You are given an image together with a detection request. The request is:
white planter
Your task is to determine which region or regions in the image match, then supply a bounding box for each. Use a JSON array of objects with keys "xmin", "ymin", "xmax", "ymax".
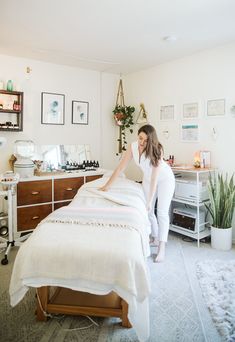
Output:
[{"xmin": 211, "ymin": 226, "xmax": 233, "ymax": 251}]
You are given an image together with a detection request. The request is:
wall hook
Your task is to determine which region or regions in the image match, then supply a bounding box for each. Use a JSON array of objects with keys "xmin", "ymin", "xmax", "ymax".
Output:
[
  {"xmin": 212, "ymin": 127, "xmax": 218, "ymax": 141},
  {"xmin": 163, "ymin": 128, "xmax": 169, "ymax": 139}
]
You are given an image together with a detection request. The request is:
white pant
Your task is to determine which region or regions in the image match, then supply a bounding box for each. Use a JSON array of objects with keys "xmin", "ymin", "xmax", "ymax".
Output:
[{"xmin": 146, "ymin": 165, "xmax": 175, "ymax": 242}]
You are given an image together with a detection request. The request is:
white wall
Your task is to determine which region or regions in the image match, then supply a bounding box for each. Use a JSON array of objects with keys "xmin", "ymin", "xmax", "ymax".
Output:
[
  {"xmin": 0, "ymin": 54, "xmax": 119, "ymax": 174},
  {"xmin": 124, "ymin": 42, "xmax": 235, "ymax": 237},
  {"xmin": 0, "ymin": 54, "xmax": 120, "ymax": 212},
  {"xmin": 100, "ymin": 73, "xmax": 141, "ymax": 177},
  {"xmin": 100, "ymin": 72, "xmax": 121, "ymax": 169},
  {"xmin": 124, "ymin": 43, "xmax": 235, "ymax": 176}
]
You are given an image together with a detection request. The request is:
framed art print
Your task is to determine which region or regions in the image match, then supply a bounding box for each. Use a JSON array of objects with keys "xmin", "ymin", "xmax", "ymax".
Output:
[
  {"xmin": 72, "ymin": 101, "xmax": 89, "ymax": 125},
  {"xmin": 41, "ymin": 92, "xmax": 65, "ymax": 125},
  {"xmin": 207, "ymin": 99, "xmax": 225, "ymax": 117},
  {"xmin": 181, "ymin": 123, "xmax": 199, "ymax": 142},
  {"xmin": 183, "ymin": 102, "xmax": 199, "ymax": 119},
  {"xmin": 160, "ymin": 105, "xmax": 174, "ymax": 121}
]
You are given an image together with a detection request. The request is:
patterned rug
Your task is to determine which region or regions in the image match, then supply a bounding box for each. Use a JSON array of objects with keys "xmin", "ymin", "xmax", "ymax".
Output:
[
  {"xmin": 196, "ymin": 259, "xmax": 235, "ymax": 341},
  {"xmin": 97, "ymin": 240, "xmax": 207, "ymax": 342},
  {"xmin": 0, "ymin": 238, "xmax": 221, "ymax": 342}
]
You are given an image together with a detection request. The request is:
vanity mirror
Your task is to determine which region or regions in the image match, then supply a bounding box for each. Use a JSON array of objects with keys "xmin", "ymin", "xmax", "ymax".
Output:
[{"xmin": 33, "ymin": 145, "xmax": 91, "ymax": 172}]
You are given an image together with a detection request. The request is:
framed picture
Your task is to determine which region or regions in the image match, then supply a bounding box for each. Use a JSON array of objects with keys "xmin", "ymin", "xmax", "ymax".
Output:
[
  {"xmin": 183, "ymin": 102, "xmax": 199, "ymax": 119},
  {"xmin": 181, "ymin": 123, "xmax": 199, "ymax": 142},
  {"xmin": 160, "ymin": 105, "xmax": 174, "ymax": 120},
  {"xmin": 207, "ymin": 99, "xmax": 225, "ymax": 116},
  {"xmin": 72, "ymin": 100, "xmax": 89, "ymax": 125},
  {"xmin": 41, "ymin": 92, "xmax": 65, "ymax": 125}
]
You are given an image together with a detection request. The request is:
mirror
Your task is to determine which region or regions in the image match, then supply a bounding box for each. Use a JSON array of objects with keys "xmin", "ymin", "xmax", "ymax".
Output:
[{"xmin": 33, "ymin": 145, "xmax": 91, "ymax": 171}]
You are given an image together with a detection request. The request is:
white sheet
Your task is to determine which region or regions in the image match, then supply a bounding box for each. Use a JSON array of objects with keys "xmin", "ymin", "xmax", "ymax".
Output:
[{"xmin": 9, "ymin": 176, "xmax": 151, "ymax": 342}]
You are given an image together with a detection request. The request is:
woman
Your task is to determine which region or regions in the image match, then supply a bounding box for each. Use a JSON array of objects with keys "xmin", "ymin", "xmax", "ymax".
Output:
[{"xmin": 99, "ymin": 124, "xmax": 175, "ymax": 262}]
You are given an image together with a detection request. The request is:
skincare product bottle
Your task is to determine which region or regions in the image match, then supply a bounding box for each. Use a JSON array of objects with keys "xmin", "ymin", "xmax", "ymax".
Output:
[{"xmin": 7, "ymin": 80, "xmax": 13, "ymax": 91}]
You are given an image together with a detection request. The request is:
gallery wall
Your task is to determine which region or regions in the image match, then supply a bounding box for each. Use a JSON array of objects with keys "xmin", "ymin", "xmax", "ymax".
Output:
[
  {"xmin": 124, "ymin": 42, "xmax": 235, "ymax": 238},
  {"xmin": 124, "ymin": 43, "xmax": 235, "ymax": 177}
]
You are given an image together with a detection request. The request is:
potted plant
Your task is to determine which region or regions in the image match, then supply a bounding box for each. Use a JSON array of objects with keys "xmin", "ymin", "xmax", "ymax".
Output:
[
  {"xmin": 113, "ymin": 104, "xmax": 135, "ymax": 153},
  {"xmin": 206, "ymin": 172, "xmax": 235, "ymax": 250}
]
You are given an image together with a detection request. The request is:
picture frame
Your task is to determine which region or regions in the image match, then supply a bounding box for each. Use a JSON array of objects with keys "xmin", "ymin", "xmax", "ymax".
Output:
[
  {"xmin": 181, "ymin": 123, "xmax": 199, "ymax": 142},
  {"xmin": 183, "ymin": 102, "xmax": 199, "ymax": 119},
  {"xmin": 160, "ymin": 105, "xmax": 174, "ymax": 121},
  {"xmin": 72, "ymin": 100, "xmax": 89, "ymax": 125},
  {"xmin": 41, "ymin": 92, "xmax": 65, "ymax": 125},
  {"xmin": 207, "ymin": 99, "xmax": 225, "ymax": 117}
]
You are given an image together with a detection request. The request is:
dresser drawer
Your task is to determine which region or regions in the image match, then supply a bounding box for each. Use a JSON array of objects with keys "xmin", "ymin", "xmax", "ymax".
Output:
[
  {"xmin": 17, "ymin": 204, "xmax": 52, "ymax": 231},
  {"xmin": 54, "ymin": 177, "xmax": 84, "ymax": 201},
  {"xmin": 54, "ymin": 201, "xmax": 71, "ymax": 210},
  {"xmin": 17, "ymin": 180, "xmax": 52, "ymax": 206},
  {"xmin": 85, "ymin": 174, "xmax": 103, "ymax": 183}
]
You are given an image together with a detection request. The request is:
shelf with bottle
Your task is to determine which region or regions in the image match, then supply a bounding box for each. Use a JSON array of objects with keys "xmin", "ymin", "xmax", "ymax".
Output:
[
  {"xmin": 0, "ymin": 90, "xmax": 23, "ymax": 131},
  {"xmin": 0, "ymin": 108, "xmax": 21, "ymax": 114}
]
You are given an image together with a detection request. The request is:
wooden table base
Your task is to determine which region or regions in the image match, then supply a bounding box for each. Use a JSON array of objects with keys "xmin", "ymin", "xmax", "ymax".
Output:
[{"xmin": 36, "ymin": 286, "xmax": 132, "ymax": 328}]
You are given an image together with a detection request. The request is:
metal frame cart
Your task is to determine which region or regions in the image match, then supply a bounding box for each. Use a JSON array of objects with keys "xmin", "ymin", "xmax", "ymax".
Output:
[{"xmin": 0, "ymin": 174, "xmax": 31, "ymax": 265}]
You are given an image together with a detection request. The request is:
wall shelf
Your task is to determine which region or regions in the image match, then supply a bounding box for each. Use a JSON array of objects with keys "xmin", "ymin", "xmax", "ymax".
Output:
[{"xmin": 0, "ymin": 90, "xmax": 24, "ymax": 131}]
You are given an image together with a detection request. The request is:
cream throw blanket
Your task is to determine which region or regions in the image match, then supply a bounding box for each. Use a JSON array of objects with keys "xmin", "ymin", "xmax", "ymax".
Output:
[{"xmin": 10, "ymin": 176, "xmax": 151, "ymax": 341}]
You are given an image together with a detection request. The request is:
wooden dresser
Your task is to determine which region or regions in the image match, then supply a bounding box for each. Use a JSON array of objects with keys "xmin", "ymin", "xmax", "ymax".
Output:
[{"xmin": 16, "ymin": 171, "xmax": 105, "ymax": 232}]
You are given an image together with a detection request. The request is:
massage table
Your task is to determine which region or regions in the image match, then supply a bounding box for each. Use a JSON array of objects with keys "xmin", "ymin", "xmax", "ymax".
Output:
[{"xmin": 9, "ymin": 176, "xmax": 151, "ymax": 341}]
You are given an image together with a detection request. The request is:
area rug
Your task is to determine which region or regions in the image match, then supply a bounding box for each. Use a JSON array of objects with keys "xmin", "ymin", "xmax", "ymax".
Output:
[{"xmin": 196, "ymin": 259, "xmax": 235, "ymax": 341}]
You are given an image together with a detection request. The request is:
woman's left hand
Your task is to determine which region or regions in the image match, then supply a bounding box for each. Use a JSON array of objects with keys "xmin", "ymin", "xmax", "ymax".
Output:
[{"xmin": 99, "ymin": 185, "xmax": 109, "ymax": 191}]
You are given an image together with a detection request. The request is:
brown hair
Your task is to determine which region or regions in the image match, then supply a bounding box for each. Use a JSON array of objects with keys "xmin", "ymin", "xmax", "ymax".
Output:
[{"xmin": 138, "ymin": 124, "xmax": 163, "ymax": 167}]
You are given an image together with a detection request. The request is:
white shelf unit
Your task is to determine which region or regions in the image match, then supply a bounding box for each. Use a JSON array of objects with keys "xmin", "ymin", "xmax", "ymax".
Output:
[{"xmin": 170, "ymin": 167, "xmax": 213, "ymax": 247}]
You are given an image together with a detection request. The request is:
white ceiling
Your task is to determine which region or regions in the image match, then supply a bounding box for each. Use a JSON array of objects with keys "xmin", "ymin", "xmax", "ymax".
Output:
[{"xmin": 1, "ymin": 0, "xmax": 235, "ymax": 74}]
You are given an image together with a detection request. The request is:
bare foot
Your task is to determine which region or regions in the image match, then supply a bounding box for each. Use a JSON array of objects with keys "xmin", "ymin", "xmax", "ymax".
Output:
[
  {"xmin": 149, "ymin": 236, "xmax": 159, "ymax": 246},
  {"xmin": 154, "ymin": 241, "xmax": 165, "ymax": 263}
]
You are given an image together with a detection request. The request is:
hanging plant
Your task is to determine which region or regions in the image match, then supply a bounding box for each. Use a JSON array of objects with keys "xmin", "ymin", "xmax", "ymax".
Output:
[
  {"xmin": 113, "ymin": 79, "xmax": 135, "ymax": 154},
  {"xmin": 113, "ymin": 105, "xmax": 135, "ymax": 153}
]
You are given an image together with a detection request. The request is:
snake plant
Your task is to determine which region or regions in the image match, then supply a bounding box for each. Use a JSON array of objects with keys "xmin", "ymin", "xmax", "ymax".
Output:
[{"xmin": 206, "ymin": 173, "xmax": 235, "ymax": 228}]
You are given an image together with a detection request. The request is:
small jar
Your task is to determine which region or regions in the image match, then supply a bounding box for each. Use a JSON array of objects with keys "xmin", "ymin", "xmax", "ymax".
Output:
[
  {"xmin": 13, "ymin": 101, "xmax": 18, "ymax": 110},
  {"xmin": 7, "ymin": 80, "xmax": 13, "ymax": 91}
]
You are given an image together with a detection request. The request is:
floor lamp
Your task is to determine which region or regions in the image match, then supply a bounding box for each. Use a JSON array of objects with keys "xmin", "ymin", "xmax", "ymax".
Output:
[{"xmin": 0, "ymin": 139, "xmax": 31, "ymax": 265}]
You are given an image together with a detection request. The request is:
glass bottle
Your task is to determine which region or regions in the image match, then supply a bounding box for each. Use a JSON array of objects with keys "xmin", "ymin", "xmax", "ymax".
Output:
[{"xmin": 7, "ymin": 80, "xmax": 13, "ymax": 91}]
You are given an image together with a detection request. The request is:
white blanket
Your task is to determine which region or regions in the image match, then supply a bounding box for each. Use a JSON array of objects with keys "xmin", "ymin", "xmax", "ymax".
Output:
[{"xmin": 9, "ymin": 176, "xmax": 151, "ymax": 341}]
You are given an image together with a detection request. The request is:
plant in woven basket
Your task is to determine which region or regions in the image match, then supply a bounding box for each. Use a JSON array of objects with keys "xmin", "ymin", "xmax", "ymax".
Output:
[
  {"xmin": 206, "ymin": 172, "xmax": 235, "ymax": 228},
  {"xmin": 113, "ymin": 105, "xmax": 135, "ymax": 153}
]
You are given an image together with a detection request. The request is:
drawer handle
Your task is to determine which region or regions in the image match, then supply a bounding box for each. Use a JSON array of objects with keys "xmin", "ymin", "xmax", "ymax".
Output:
[
  {"xmin": 66, "ymin": 188, "xmax": 73, "ymax": 191},
  {"xmin": 32, "ymin": 216, "xmax": 40, "ymax": 220},
  {"xmin": 31, "ymin": 191, "xmax": 40, "ymax": 195}
]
